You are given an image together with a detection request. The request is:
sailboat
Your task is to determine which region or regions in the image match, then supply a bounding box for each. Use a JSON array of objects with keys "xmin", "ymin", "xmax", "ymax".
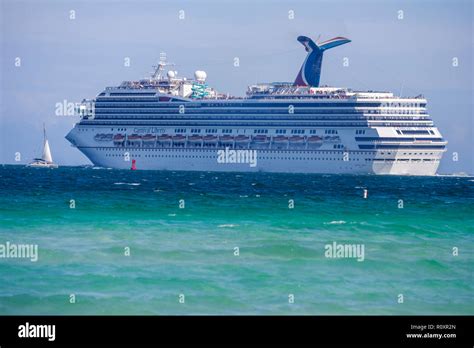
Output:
[{"xmin": 28, "ymin": 124, "xmax": 59, "ymax": 168}]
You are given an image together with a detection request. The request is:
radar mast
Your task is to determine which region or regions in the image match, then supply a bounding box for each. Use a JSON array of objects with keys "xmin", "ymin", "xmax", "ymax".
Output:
[{"xmin": 150, "ymin": 52, "xmax": 175, "ymax": 81}]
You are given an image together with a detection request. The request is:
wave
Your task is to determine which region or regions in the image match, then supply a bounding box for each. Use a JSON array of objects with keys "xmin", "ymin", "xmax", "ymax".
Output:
[
  {"xmin": 113, "ymin": 182, "xmax": 141, "ymax": 186},
  {"xmin": 436, "ymin": 173, "xmax": 473, "ymax": 178},
  {"xmin": 325, "ymin": 220, "xmax": 347, "ymax": 225}
]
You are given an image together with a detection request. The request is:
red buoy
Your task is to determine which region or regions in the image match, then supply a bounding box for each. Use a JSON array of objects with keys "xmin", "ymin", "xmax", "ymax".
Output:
[{"xmin": 131, "ymin": 159, "xmax": 137, "ymax": 170}]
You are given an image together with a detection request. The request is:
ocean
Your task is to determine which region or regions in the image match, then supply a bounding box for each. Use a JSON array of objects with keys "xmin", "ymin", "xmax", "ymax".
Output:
[{"xmin": 0, "ymin": 165, "xmax": 472, "ymax": 315}]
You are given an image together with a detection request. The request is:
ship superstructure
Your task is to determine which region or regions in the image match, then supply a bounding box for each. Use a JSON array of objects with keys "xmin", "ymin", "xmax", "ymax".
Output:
[{"xmin": 66, "ymin": 36, "xmax": 446, "ymax": 175}]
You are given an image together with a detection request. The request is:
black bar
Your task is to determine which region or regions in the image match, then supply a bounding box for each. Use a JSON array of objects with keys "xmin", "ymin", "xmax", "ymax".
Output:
[{"xmin": 0, "ymin": 315, "xmax": 472, "ymax": 346}]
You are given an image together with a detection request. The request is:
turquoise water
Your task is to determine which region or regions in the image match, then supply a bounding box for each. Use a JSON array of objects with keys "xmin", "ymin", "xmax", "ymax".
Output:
[{"xmin": 0, "ymin": 165, "xmax": 473, "ymax": 315}]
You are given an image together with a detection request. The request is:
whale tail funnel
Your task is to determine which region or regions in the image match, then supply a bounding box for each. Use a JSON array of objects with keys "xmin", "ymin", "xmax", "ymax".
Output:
[{"xmin": 294, "ymin": 36, "xmax": 351, "ymax": 87}]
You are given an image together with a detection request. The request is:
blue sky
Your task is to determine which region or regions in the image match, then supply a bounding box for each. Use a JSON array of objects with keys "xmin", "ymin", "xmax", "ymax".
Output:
[{"xmin": 1, "ymin": 0, "xmax": 472, "ymax": 173}]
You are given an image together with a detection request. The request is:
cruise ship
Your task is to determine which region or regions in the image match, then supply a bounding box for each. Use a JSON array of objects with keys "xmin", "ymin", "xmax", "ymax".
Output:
[{"xmin": 66, "ymin": 35, "xmax": 447, "ymax": 175}]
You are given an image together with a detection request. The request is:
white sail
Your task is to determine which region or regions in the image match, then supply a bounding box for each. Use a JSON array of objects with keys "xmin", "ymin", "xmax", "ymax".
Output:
[
  {"xmin": 27, "ymin": 124, "xmax": 58, "ymax": 168},
  {"xmin": 42, "ymin": 139, "xmax": 53, "ymax": 163}
]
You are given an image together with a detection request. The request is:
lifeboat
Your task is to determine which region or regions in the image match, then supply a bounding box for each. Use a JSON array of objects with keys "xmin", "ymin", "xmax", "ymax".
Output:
[
  {"xmin": 289, "ymin": 136, "xmax": 305, "ymax": 143},
  {"xmin": 219, "ymin": 135, "xmax": 234, "ymax": 143},
  {"xmin": 273, "ymin": 136, "xmax": 289, "ymax": 143},
  {"xmin": 234, "ymin": 135, "xmax": 250, "ymax": 143},
  {"xmin": 127, "ymin": 134, "xmax": 142, "ymax": 141},
  {"xmin": 172, "ymin": 135, "xmax": 186, "ymax": 142},
  {"xmin": 253, "ymin": 135, "xmax": 270, "ymax": 143},
  {"xmin": 188, "ymin": 135, "xmax": 203, "ymax": 142},
  {"xmin": 113, "ymin": 134, "xmax": 125, "ymax": 144},
  {"xmin": 203, "ymin": 135, "xmax": 218, "ymax": 142},
  {"xmin": 323, "ymin": 136, "xmax": 340, "ymax": 143},
  {"xmin": 157, "ymin": 134, "xmax": 172, "ymax": 142},
  {"xmin": 95, "ymin": 133, "xmax": 113, "ymax": 141},
  {"xmin": 142, "ymin": 134, "xmax": 157, "ymax": 142},
  {"xmin": 307, "ymin": 135, "xmax": 323, "ymax": 143}
]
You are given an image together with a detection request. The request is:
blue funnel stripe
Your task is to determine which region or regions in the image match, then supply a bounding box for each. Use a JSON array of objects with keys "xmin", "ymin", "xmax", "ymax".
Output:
[{"xmin": 294, "ymin": 36, "xmax": 351, "ymax": 87}]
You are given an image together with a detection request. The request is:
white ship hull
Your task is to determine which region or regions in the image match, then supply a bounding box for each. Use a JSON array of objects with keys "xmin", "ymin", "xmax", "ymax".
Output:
[
  {"xmin": 66, "ymin": 35, "xmax": 447, "ymax": 176},
  {"xmin": 77, "ymin": 146, "xmax": 441, "ymax": 175}
]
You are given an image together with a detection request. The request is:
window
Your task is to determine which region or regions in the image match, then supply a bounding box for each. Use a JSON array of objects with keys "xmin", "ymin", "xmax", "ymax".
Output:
[
  {"xmin": 191, "ymin": 129, "xmax": 201, "ymax": 133},
  {"xmin": 222, "ymin": 129, "xmax": 233, "ymax": 134},
  {"xmin": 175, "ymin": 128, "xmax": 186, "ymax": 133},
  {"xmin": 276, "ymin": 129, "xmax": 287, "ymax": 134},
  {"xmin": 205, "ymin": 129, "xmax": 218, "ymax": 133},
  {"xmin": 309, "ymin": 130, "xmax": 318, "ymax": 134},
  {"xmin": 401, "ymin": 130, "xmax": 430, "ymax": 135},
  {"xmin": 291, "ymin": 129, "xmax": 305, "ymax": 134},
  {"xmin": 254, "ymin": 129, "xmax": 268, "ymax": 134},
  {"xmin": 356, "ymin": 130, "xmax": 366, "ymax": 135},
  {"xmin": 325, "ymin": 129, "xmax": 338, "ymax": 134}
]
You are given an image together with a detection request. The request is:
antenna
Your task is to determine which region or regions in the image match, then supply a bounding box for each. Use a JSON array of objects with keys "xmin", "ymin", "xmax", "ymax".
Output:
[
  {"xmin": 150, "ymin": 52, "xmax": 175, "ymax": 81},
  {"xmin": 159, "ymin": 51, "xmax": 166, "ymax": 62}
]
